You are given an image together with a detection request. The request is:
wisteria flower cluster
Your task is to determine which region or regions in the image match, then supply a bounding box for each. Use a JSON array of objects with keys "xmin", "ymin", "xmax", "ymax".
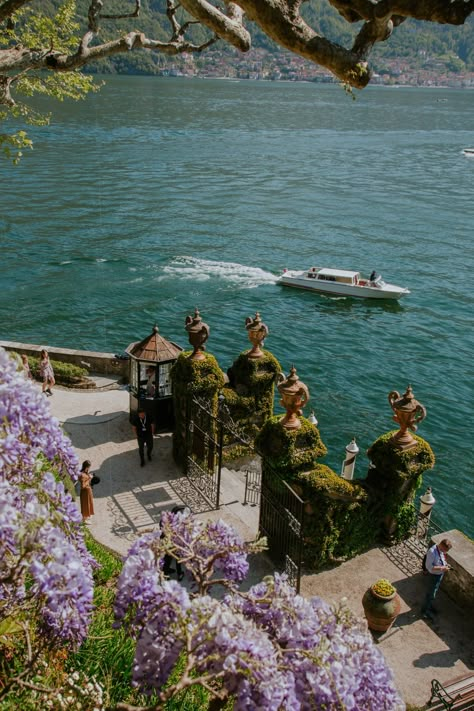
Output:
[
  {"xmin": 0, "ymin": 347, "xmax": 94, "ymax": 646},
  {"xmin": 115, "ymin": 510, "xmax": 405, "ymax": 710}
]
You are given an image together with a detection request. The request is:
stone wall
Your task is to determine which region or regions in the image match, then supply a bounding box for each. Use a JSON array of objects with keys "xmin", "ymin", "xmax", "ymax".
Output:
[
  {"xmin": 0, "ymin": 339, "xmax": 129, "ymax": 380},
  {"xmin": 433, "ymin": 529, "xmax": 474, "ymax": 611}
]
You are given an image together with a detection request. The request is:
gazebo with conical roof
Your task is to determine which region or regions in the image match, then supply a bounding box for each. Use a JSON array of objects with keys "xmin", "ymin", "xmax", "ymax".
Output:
[{"xmin": 126, "ymin": 324, "xmax": 183, "ymax": 431}]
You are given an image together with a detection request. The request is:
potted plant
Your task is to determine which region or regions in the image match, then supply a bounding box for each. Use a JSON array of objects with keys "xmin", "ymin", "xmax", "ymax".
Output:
[{"xmin": 362, "ymin": 578, "xmax": 401, "ymax": 633}]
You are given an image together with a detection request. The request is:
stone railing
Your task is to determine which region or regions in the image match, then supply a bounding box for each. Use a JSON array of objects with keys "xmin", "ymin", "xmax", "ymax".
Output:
[
  {"xmin": 0, "ymin": 339, "xmax": 129, "ymax": 380},
  {"xmin": 432, "ymin": 529, "xmax": 474, "ymax": 611}
]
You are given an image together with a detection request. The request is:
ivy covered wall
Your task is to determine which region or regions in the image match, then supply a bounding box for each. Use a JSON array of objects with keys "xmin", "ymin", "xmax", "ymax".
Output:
[
  {"xmin": 256, "ymin": 415, "xmax": 435, "ymax": 570},
  {"xmin": 222, "ymin": 350, "xmax": 281, "ymax": 459},
  {"xmin": 170, "ymin": 351, "xmax": 225, "ymax": 467},
  {"xmin": 366, "ymin": 431, "xmax": 435, "ymax": 543}
]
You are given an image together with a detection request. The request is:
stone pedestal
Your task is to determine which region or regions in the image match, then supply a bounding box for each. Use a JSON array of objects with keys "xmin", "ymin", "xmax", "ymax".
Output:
[{"xmin": 171, "ymin": 352, "xmax": 224, "ymax": 466}]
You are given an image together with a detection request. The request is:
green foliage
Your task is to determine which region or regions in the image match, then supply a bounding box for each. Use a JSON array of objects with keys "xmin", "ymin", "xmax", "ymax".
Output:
[
  {"xmin": 222, "ymin": 442, "xmax": 253, "ymax": 465},
  {"xmin": 6, "ymin": 0, "xmax": 81, "ymax": 52},
  {"xmin": 257, "ymin": 420, "xmax": 435, "ymax": 569},
  {"xmin": 0, "ymin": 130, "xmax": 33, "ymax": 165},
  {"xmin": 367, "ymin": 431, "xmax": 435, "ymax": 487},
  {"xmin": 171, "ymin": 351, "xmax": 225, "ymax": 397},
  {"xmin": 256, "ymin": 416, "xmax": 327, "ymax": 476},
  {"xmin": 297, "ymin": 433, "xmax": 434, "ymax": 566},
  {"xmin": 292, "ymin": 464, "xmax": 371, "ymax": 568},
  {"xmin": 223, "ymin": 349, "xmax": 281, "ymax": 447},
  {"xmin": 1, "ymin": 1, "xmax": 99, "ymax": 161},
  {"xmin": 298, "ymin": 464, "xmax": 364, "ymax": 500},
  {"xmin": 171, "ymin": 351, "xmax": 225, "ymax": 465},
  {"xmin": 390, "ymin": 501, "xmax": 418, "ymax": 543}
]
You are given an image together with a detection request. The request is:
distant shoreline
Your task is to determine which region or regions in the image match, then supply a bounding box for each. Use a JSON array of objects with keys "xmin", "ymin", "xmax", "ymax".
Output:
[{"xmin": 86, "ymin": 72, "xmax": 474, "ymax": 90}]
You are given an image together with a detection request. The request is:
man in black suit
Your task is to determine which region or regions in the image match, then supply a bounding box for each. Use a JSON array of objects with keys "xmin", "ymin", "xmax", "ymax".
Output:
[{"xmin": 132, "ymin": 406, "xmax": 155, "ymax": 467}]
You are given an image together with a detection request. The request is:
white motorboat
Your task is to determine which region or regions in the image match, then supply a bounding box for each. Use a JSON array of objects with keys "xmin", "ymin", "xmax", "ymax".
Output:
[
  {"xmin": 279, "ymin": 267, "xmax": 410, "ymax": 300},
  {"xmin": 462, "ymin": 148, "xmax": 474, "ymax": 157}
]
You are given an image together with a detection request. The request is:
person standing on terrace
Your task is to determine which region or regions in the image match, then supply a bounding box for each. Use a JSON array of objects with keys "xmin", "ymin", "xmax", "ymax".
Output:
[
  {"xmin": 132, "ymin": 406, "xmax": 155, "ymax": 467},
  {"xmin": 422, "ymin": 538, "xmax": 453, "ymax": 621},
  {"xmin": 79, "ymin": 460, "xmax": 95, "ymax": 522},
  {"xmin": 39, "ymin": 349, "xmax": 55, "ymax": 396}
]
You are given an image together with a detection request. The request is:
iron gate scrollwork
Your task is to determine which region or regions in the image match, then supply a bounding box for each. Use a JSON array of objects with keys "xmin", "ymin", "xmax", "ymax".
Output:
[
  {"xmin": 259, "ymin": 477, "xmax": 305, "ymax": 593},
  {"xmin": 185, "ymin": 396, "xmax": 223, "ymax": 510},
  {"xmin": 185, "ymin": 394, "xmax": 306, "ymax": 591}
]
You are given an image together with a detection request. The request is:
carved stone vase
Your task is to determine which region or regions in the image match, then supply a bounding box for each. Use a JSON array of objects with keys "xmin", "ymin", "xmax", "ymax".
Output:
[
  {"xmin": 185, "ymin": 308, "xmax": 210, "ymax": 361},
  {"xmin": 362, "ymin": 586, "xmax": 401, "ymax": 633},
  {"xmin": 277, "ymin": 366, "xmax": 309, "ymax": 430},
  {"xmin": 245, "ymin": 312, "xmax": 269, "ymax": 359}
]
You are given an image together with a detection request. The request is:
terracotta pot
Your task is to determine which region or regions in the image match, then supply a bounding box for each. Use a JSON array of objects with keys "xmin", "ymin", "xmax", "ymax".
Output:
[{"xmin": 362, "ymin": 586, "xmax": 401, "ymax": 633}]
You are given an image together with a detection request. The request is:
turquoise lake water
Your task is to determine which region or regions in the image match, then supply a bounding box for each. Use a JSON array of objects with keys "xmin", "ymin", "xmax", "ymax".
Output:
[{"xmin": 0, "ymin": 77, "xmax": 473, "ymax": 536}]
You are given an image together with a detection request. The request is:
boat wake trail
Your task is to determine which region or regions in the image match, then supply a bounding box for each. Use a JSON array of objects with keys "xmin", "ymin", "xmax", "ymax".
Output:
[{"xmin": 160, "ymin": 256, "xmax": 278, "ymax": 289}]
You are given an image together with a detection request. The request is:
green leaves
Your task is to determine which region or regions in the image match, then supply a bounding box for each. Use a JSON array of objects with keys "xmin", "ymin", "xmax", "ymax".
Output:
[
  {"xmin": 0, "ymin": 1, "xmax": 101, "ymax": 163},
  {"xmin": 6, "ymin": 0, "xmax": 81, "ymax": 54},
  {"xmin": 0, "ymin": 129, "xmax": 33, "ymax": 165}
]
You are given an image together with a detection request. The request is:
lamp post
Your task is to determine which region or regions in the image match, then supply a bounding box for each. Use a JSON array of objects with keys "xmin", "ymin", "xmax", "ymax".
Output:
[
  {"xmin": 341, "ymin": 438, "xmax": 359, "ymax": 480},
  {"xmin": 417, "ymin": 486, "xmax": 436, "ymax": 538},
  {"xmin": 308, "ymin": 410, "xmax": 318, "ymax": 426}
]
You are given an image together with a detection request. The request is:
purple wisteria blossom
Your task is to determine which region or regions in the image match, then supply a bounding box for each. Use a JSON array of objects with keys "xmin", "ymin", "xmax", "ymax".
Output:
[
  {"xmin": 226, "ymin": 575, "xmax": 403, "ymax": 710},
  {"xmin": 159, "ymin": 511, "xmax": 251, "ymax": 585},
  {"xmin": 0, "ymin": 349, "xmax": 79, "ymax": 480},
  {"xmin": 0, "ymin": 348, "xmax": 94, "ymax": 645},
  {"xmin": 115, "ymin": 510, "xmax": 405, "ymax": 710}
]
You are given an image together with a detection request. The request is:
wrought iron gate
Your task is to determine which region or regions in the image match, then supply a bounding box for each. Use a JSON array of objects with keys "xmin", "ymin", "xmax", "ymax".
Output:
[
  {"xmin": 383, "ymin": 505, "xmax": 446, "ymax": 576},
  {"xmin": 185, "ymin": 396, "xmax": 224, "ymax": 510},
  {"xmin": 184, "ymin": 394, "xmax": 306, "ymax": 590},
  {"xmin": 259, "ymin": 477, "xmax": 305, "ymax": 593}
]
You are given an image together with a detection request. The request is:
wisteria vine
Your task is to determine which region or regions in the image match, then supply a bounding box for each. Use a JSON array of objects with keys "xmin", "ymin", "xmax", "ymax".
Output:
[
  {"xmin": 114, "ymin": 511, "xmax": 405, "ymax": 710},
  {"xmin": 0, "ymin": 348, "xmax": 95, "ymax": 680}
]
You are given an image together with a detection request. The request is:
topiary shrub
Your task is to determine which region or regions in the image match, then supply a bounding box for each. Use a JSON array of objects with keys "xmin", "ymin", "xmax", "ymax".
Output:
[
  {"xmin": 171, "ymin": 352, "xmax": 225, "ymax": 467},
  {"xmin": 171, "ymin": 351, "xmax": 225, "ymax": 397},
  {"xmin": 366, "ymin": 431, "xmax": 435, "ymax": 542},
  {"xmin": 295, "ymin": 464, "xmax": 371, "ymax": 568},
  {"xmin": 223, "ymin": 350, "xmax": 281, "ymax": 445},
  {"xmin": 255, "ymin": 416, "xmax": 327, "ymax": 478}
]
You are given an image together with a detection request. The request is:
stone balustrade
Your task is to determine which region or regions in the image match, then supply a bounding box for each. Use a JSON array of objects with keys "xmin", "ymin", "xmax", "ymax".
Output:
[{"xmin": 0, "ymin": 339, "xmax": 129, "ymax": 380}]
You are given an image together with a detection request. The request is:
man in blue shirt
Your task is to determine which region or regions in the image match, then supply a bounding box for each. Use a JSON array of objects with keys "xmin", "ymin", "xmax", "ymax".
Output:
[{"xmin": 422, "ymin": 538, "xmax": 453, "ymax": 621}]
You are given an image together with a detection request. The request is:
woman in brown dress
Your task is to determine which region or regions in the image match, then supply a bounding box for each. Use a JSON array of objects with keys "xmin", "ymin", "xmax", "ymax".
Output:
[{"xmin": 79, "ymin": 460, "xmax": 94, "ymax": 520}]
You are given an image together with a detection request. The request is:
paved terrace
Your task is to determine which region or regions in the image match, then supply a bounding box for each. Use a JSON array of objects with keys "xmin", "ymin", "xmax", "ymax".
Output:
[{"xmin": 48, "ymin": 378, "xmax": 474, "ymax": 709}]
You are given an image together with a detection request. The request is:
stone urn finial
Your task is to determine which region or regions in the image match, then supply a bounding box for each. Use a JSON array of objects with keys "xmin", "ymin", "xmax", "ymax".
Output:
[
  {"xmin": 245, "ymin": 312, "xmax": 269, "ymax": 359},
  {"xmin": 185, "ymin": 308, "xmax": 210, "ymax": 361},
  {"xmin": 277, "ymin": 365, "xmax": 309, "ymax": 429},
  {"xmin": 388, "ymin": 385, "xmax": 426, "ymax": 450}
]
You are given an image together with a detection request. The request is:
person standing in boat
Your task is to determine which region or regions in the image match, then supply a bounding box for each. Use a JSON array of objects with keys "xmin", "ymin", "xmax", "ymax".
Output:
[{"xmin": 370, "ymin": 270, "xmax": 377, "ymax": 283}]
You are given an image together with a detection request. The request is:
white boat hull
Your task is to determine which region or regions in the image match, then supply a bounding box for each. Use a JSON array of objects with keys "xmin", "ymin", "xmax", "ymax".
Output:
[{"xmin": 279, "ymin": 272, "xmax": 409, "ymax": 300}]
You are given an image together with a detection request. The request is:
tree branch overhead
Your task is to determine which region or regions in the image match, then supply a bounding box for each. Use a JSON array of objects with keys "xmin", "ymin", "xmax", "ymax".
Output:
[{"xmin": 0, "ymin": 0, "xmax": 473, "ymax": 160}]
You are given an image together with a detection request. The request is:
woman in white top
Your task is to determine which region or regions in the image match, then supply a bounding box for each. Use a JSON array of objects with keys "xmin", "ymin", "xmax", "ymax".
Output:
[{"xmin": 39, "ymin": 349, "xmax": 55, "ymax": 396}]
